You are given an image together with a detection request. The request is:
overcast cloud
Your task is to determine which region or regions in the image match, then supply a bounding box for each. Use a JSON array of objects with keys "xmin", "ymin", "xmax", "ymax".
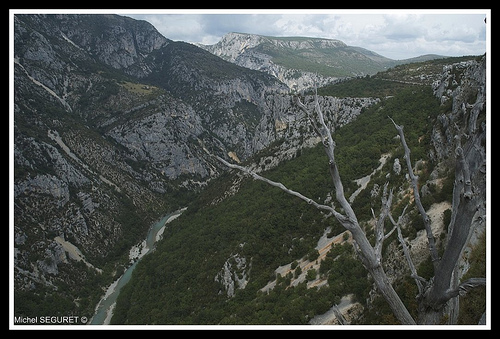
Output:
[{"xmin": 125, "ymin": 10, "xmax": 488, "ymax": 60}]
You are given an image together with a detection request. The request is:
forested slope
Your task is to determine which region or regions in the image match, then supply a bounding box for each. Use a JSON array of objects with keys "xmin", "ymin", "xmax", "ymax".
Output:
[{"xmin": 112, "ymin": 77, "xmax": 465, "ymax": 324}]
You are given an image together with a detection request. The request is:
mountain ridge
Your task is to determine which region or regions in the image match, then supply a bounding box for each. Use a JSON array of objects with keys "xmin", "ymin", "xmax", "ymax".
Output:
[
  {"xmin": 12, "ymin": 14, "xmax": 485, "ymax": 325},
  {"xmin": 199, "ymin": 32, "xmax": 448, "ymax": 91},
  {"xmin": 12, "ymin": 14, "xmax": 375, "ymax": 320}
]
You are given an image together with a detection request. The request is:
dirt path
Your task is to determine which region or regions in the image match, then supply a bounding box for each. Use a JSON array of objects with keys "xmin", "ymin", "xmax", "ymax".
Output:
[
  {"xmin": 260, "ymin": 228, "xmax": 352, "ymax": 292},
  {"xmin": 349, "ymin": 153, "xmax": 390, "ymax": 203}
]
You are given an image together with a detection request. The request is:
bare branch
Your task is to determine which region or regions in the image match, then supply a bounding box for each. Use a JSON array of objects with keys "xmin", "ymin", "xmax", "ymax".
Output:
[
  {"xmin": 214, "ymin": 99, "xmax": 417, "ymax": 325},
  {"xmin": 389, "ymin": 116, "xmax": 440, "ymax": 268},
  {"xmin": 298, "ymin": 95, "xmax": 357, "ymax": 224},
  {"xmin": 388, "ymin": 206, "xmax": 425, "ymax": 295},
  {"xmin": 442, "ymin": 277, "xmax": 486, "ymax": 300},
  {"xmin": 295, "ymin": 96, "xmax": 322, "ymax": 137},
  {"xmin": 374, "ymin": 183, "xmax": 392, "ymax": 259},
  {"xmin": 215, "ymin": 155, "xmax": 348, "ymax": 223},
  {"xmin": 457, "ymin": 278, "xmax": 486, "ymax": 296},
  {"xmin": 383, "ymin": 224, "xmax": 397, "ymax": 241},
  {"xmin": 456, "ymin": 146, "xmax": 473, "ymax": 199}
]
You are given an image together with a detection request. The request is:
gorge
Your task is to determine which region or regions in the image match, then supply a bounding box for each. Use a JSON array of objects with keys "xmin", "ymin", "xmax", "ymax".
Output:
[{"xmin": 12, "ymin": 13, "xmax": 487, "ymax": 326}]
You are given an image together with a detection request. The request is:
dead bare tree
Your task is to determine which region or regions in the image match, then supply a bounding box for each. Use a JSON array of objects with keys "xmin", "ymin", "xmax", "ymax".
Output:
[
  {"xmin": 214, "ymin": 90, "xmax": 486, "ymax": 325},
  {"xmin": 390, "ymin": 116, "xmax": 486, "ymax": 324}
]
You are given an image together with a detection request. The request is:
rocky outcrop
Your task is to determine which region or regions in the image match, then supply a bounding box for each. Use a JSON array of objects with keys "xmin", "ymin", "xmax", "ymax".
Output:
[
  {"xmin": 13, "ymin": 14, "xmax": 380, "ymax": 317},
  {"xmin": 431, "ymin": 57, "xmax": 486, "ymax": 161},
  {"xmin": 215, "ymin": 253, "xmax": 250, "ymax": 297},
  {"xmin": 200, "ymin": 32, "xmax": 397, "ymax": 92},
  {"xmin": 199, "ymin": 33, "xmax": 339, "ymax": 91},
  {"xmin": 430, "ymin": 56, "xmax": 487, "ymax": 261},
  {"xmin": 375, "ymin": 55, "xmax": 486, "ymax": 318},
  {"xmin": 14, "ymin": 14, "xmax": 485, "ymax": 322}
]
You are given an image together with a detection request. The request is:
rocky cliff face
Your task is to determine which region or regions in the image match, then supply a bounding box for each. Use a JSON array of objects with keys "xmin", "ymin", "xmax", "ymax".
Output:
[
  {"xmin": 14, "ymin": 13, "xmax": 484, "ymax": 322},
  {"xmin": 200, "ymin": 32, "xmax": 396, "ymax": 92},
  {"xmin": 13, "ymin": 14, "xmax": 378, "ymax": 317},
  {"xmin": 431, "ymin": 57, "xmax": 486, "ymax": 161},
  {"xmin": 430, "ymin": 56, "xmax": 487, "ymax": 264},
  {"xmin": 375, "ymin": 55, "xmax": 487, "ymax": 321}
]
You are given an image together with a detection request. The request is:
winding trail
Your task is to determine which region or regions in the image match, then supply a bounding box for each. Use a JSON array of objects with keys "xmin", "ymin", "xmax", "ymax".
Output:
[{"xmin": 349, "ymin": 153, "xmax": 390, "ymax": 203}]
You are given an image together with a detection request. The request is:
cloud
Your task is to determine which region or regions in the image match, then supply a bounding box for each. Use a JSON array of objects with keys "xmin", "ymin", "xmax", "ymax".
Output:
[
  {"xmin": 381, "ymin": 14, "xmax": 427, "ymax": 41},
  {"xmin": 425, "ymin": 15, "xmax": 486, "ymax": 43},
  {"xmin": 328, "ymin": 13, "xmax": 487, "ymax": 59},
  {"xmin": 273, "ymin": 14, "xmax": 332, "ymax": 36},
  {"xmin": 199, "ymin": 14, "xmax": 284, "ymax": 38},
  {"xmin": 130, "ymin": 14, "xmax": 205, "ymax": 43},
  {"xmin": 125, "ymin": 10, "xmax": 487, "ymax": 60}
]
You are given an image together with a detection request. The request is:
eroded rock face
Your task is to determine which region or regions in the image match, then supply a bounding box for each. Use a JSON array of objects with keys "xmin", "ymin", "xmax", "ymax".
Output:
[
  {"xmin": 215, "ymin": 253, "xmax": 250, "ymax": 297},
  {"xmin": 14, "ymin": 13, "xmax": 486, "ymax": 321},
  {"xmin": 13, "ymin": 14, "xmax": 378, "ymax": 313},
  {"xmin": 430, "ymin": 55, "xmax": 487, "ymax": 263},
  {"xmin": 381, "ymin": 55, "xmax": 487, "ymax": 305},
  {"xmin": 199, "ymin": 32, "xmax": 395, "ymax": 92},
  {"xmin": 430, "ymin": 58, "xmax": 486, "ymax": 161}
]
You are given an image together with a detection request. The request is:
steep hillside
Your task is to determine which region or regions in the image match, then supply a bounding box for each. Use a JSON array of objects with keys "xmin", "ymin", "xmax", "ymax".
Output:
[
  {"xmin": 200, "ymin": 32, "xmax": 396, "ymax": 91},
  {"xmin": 12, "ymin": 13, "xmax": 485, "ymax": 326},
  {"xmin": 111, "ymin": 55, "xmax": 486, "ymax": 325},
  {"xmin": 12, "ymin": 14, "xmax": 376, "ymax": 321},
  {"xmin": 13, "ymin": 13, "xmax": 287, "ymax": 318},
  {"xmin": 200, "ymin": 32, "xmax": 448, "ymax": 92}
]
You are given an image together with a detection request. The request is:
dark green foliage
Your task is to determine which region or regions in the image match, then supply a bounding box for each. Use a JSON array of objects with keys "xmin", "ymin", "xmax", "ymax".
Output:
[
  {"xmin": 325, "ymin": 245, "xmax": 370, "ymax": 302},
  {"xmin": 112, "ymin": 78, "xmax": 444, "ymax": 325},
  {"xmin": 14, "ymin": 261, "xmax": 108, "ymax": 323},
  {"xmin": 317, "ymin": 76, "xmax": 413, "ymax": 98},
  {"xmin": 334, "ymin": 85, "xmax": 440, "ymax": 197},
  {"xmin": 316, "ymin": 55, "xmax": 479, "ymax": 99},
  {"xmin": 112, "ymin": 168, "xmax": 333, "ymax": 324}
]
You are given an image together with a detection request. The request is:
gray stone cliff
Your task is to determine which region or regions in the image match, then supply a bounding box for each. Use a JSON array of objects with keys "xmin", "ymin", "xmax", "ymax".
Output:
[{"xmin": 13, "ymin": 14, "xmax": 377, "ymax": 314}]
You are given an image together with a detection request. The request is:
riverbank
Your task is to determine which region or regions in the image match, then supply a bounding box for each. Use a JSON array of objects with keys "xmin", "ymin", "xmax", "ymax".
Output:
[
  {"xmin": 89, "ymin": 207, "xmax": 187, "ymax": 325},
  {"xmin": 128, "ymin": 207, "xmax": 187, "ymax": 263}
]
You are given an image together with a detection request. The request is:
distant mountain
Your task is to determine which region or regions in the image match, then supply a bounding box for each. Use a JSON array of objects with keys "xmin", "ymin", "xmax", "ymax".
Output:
[
  {"xmin": 13, "ymin": 14, "xmax": 373, "ymax": 320},
  {"xmin": 111, "ymin": 55, "xmax": 487, "ymax": 325},
  {"xmin": 199, "ymin": 32, "xmax": 448, "ymax": 91},
  {"xmin": 13, "ymin": 13, "xmax": 479, "ymax": 325},
  {"xmin": 400, "ymin": 53, "xmax": 449, "ymax": 63}
]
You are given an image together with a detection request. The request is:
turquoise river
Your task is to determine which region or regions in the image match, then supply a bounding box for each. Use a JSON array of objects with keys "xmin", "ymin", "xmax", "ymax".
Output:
[{"xmin": 89, "ymin": 208, "xmax": 185, "ymax": 325}]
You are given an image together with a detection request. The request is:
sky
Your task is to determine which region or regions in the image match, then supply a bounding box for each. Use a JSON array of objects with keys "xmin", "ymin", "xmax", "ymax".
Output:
[{"xmin": 125, "ymin": 9, "xmax": 488, "ymax": 60}]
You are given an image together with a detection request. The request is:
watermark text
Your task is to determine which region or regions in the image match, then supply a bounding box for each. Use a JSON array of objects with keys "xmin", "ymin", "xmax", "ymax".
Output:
[{"xmin": 14, "ymin": 315, "xmax": 88, "ymax": 324}]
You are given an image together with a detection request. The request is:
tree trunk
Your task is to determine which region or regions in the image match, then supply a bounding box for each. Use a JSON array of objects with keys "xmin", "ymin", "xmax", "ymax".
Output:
[
  {"xmin": 214, "ymin": 88, "xmax": 486, "ymax": 325},
  {"xmin": 349, "ymin": 223, "xmax": 416, "ymax": 325},
  {"xmin": 370, "ymin": 265, "xmax": 416, "ymax": 325},
  {"xmin": 419, "ymin": 125, "xmax": 486, "ymax": 324}
]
